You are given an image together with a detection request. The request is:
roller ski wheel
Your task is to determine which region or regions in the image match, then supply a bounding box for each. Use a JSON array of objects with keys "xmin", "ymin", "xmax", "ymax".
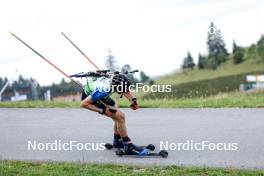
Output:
[
  {"xmin": 104, "ymin": 143, "xmax": 114, "ymax": 150},
  {"xmin": 115, "ymin": 149, "xmax": 125, "ymax": 156},
  {"xmin": 146, "ymin": 144, "xmax": 155, "ymax": 151},
  {"xmin": 159, "ymin": 150, "xmax": 168, "ymax": 158}
]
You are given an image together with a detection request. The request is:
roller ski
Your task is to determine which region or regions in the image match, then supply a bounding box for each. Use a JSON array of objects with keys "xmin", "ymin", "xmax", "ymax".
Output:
[
  {"xmin": 104, "ymin": 138, "xmax": 155, "ymax": 151},
  {"xmin": 115, "ymin": 143, "xmax": 168, "ymax": 158},
  {"xmin": 105, "ymin": 142, "xmax": 156, "ymax": 151}
]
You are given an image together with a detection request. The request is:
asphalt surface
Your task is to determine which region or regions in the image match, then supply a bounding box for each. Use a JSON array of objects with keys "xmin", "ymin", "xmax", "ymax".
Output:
[{"xmin": 0, "ymin": 108, "xmax": 263, "ymax": 169}]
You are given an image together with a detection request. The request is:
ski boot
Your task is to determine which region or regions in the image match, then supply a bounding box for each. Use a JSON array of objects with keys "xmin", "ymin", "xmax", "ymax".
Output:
[
  {"xmin": 113, "ymin": 138, "xmax": 124, "ymax": 148},
  {"xmin": 105, "ymin": 138, "xmax": 124, "ymax": 150},
  {"xmin": 120, "ymin": 143, "xmax": 149, "ymax": 156}
]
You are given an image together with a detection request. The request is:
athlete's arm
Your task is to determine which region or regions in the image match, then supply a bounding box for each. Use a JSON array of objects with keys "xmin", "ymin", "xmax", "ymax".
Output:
[
  {"xmin": 123, "ymin": 91, "xmax": 139, "ymax": 110},
  {"xmin": 81, "ymin": 95, "xmax": 115, "ymax": 116},
  {"xmin": 81, "ymin": 95, "xmax": 101, "ymax": 112}
]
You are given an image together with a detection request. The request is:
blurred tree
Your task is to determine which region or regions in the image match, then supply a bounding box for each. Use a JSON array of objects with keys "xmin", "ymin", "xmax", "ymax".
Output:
[
  {"xmin": 207, "ymin": 57, "xmax": 218, "ymax": 70},
  {"xmin": 257, "ymin": 35, "xmax": 264, "ymax": 60},
  {"xmin": 121, "ymin": 64, "xmax": 137, "ymax": 84},
  {"xmin": 0, "ymin": 76, "xmax": 80, "ymax": 100},
  {"xmin": 207, "ymin": 22, "xmax": 228, "ymax": 69},
  {"xmin": 13, "ymin": 75, "xmax": 31, "ymax": 89},
  {"xmin": 140, "ymin": 71, "xmax": 150, "ymax": 83},
  {"xmin": 232, "ymin": 41, "xmax": 245, "ymax": 64},
  {"xmin": 198, "ymin": 53, "xmax": 207, "ymax": 69},
  {"xmin": 247, "ymin": 44, "xmax": 257, "ymax": 60},
  {"xmin": 182, "ymin": 51, "xmax": 195, "ymax": 69},
  {"xmin": 149, "ymin": 79, "xmax": 155, "ymax": 85},
  {"xmin": 232, "ymin": 40, "xmax": 239, "ymax": 54},
  {"xmin": 0, "ymin": 77, "xmax": 3, "ymax": 88},
  {"xmin": 121, "ymin": 64, "xmax": 132, "ymax": 73},
  {"xmin": 233, "ymin": 48, "xmax": 244, "ymax": 64},
  {"xmin": 4, "ymin": 77, "xmax": 8, "ymax": 83},
  {"xmin": 105, "ymin": 49, "xmax": 118, "ymax": 71},
  {"xmin": 61, "ymin": 78, "xmax": 66, "ymax": 84},
  {"xmin": 35, "ymin": 77, "xmax": 80, "ymax": 99}
]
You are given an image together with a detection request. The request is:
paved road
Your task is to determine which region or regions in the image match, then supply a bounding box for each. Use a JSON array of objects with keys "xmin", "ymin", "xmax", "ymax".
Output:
[{"xmin": 0, "ymin": 108, "xmax": 263, "ymax": 169}]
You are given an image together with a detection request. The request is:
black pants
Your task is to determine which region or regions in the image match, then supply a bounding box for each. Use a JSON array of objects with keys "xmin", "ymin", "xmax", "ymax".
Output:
[{"xmin": 81, "ymin": 91, "xmax": 115, "ymax": 109}]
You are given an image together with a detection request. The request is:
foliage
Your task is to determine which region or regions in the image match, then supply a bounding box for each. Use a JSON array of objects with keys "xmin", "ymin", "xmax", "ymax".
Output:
[
  {"xmin": 139, "ymin": 71, "xmax": 150, "ymax": 83},
  {"xmin": 232, "ymin": 40, "xmax": 245, "ymax": 64},
  {"xmin": 198, "ymin": 53, "xmax": 207, "ymax": 69},
  {"xmin": 257, "ymin": 35, "xmax": 264, "ymax": 60},
  {"xmin": 206, "ymin": 22, "xmax": 228, "ymax": 69},
  {"xmin": 233, "ymin": 48, "xmax": 244, "ymax": 64},
  {"xmin": 182, "ymin": 51, "xmax": 195, "ymax": 69},
  {"xmin": 0, "ymin": 77, "xmax": 5, "ymax": 89},
  {"xmin": 232, "ymin": 40, "xmax": 239, "ymax": 54},
  {"xmin": 1, "ymin": 75, "xmax": 80, "ymax": 100},
  {"xmin": 0, "ymin": 75, "xmax": 39, "ymax": 100},
  {"xmin": 121, "ymin": 64, "xmax": 138, "ymax": 84},
  {"xmin": 246, "ymin": 44, "xmax": 257, "ymax": 60},
  {"xmin": 38, "ymin": 79, "xmax": 80, "ymax": 99},
  {"xmin": 105, "ymin": 49, "xmax": 118, "ymax": 71}
]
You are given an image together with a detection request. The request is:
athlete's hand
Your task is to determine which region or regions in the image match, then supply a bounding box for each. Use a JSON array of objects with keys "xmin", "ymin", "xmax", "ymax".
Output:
[
  {"xmin": 130, "ymin": 98, "xmax": 139, "ymax": 110},
  {"xmin": 130, "ymin": 103, "xmax": 139, "ymax": 110}
]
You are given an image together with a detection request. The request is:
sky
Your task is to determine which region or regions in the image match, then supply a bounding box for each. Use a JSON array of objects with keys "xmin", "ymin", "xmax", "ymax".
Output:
[{"xmin": 0, "ymin": 0, "xmax": 264, "ymax": 85}]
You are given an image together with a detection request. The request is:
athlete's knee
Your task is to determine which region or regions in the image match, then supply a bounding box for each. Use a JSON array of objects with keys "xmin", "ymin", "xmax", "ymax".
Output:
[{"xmin": 80, "ymin": 100, "xmax": 88, "ymax": 108}]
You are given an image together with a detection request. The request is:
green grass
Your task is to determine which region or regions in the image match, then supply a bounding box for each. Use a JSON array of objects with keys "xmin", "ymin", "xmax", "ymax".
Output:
[
  {"xmin": 0, "ymin": 100, "xmax": 80, "ymax": 108},
  {"xmin": 120, "ymin": 91, "xmax": 264, "ymax": 108},
  {"xmin": 0, "ymin": 160, "xmax": 263, "ymax": 176},
  {"xmin": 0, "ymin": 91, "xmax": 264, "ymax": 108}
]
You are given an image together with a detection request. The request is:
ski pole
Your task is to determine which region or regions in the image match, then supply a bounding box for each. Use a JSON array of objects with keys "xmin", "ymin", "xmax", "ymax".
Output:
[
  {"xmin": 9, "ymin": 32, "xmax": 83, "ymax": 90},
  {"xmin": 61, "ymin": 32, "xmax": 100, "ymax": 70}
]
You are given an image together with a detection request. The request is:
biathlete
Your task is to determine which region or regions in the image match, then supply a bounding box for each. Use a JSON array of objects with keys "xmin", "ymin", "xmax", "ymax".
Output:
[{"xmin": 80, "ymin": 74, "xmax": 148, "ymax": 155}]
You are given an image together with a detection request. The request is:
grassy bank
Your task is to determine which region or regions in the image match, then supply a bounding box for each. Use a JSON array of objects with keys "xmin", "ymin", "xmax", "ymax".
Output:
[
  {"xmin": 147, "ymin": 59, "xmax": 264, "ymax": 98},
  {"xmin": 119, "ymin": 91, "xmax": 264, "ymax": 108},
  {"xmin": 157, "ymin": 59, "xmax": 264, "ymax": 85},
  {"xmin": 0, "ymin": 91, "xmax": 263, "ymax": 108},
  {"xmin": 0, "ymin": 160, "xmax": 263, "ymax": 176},
  {"xmin": 144, "ymin": 72, "xmax": 249, "ymax": 99}
]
